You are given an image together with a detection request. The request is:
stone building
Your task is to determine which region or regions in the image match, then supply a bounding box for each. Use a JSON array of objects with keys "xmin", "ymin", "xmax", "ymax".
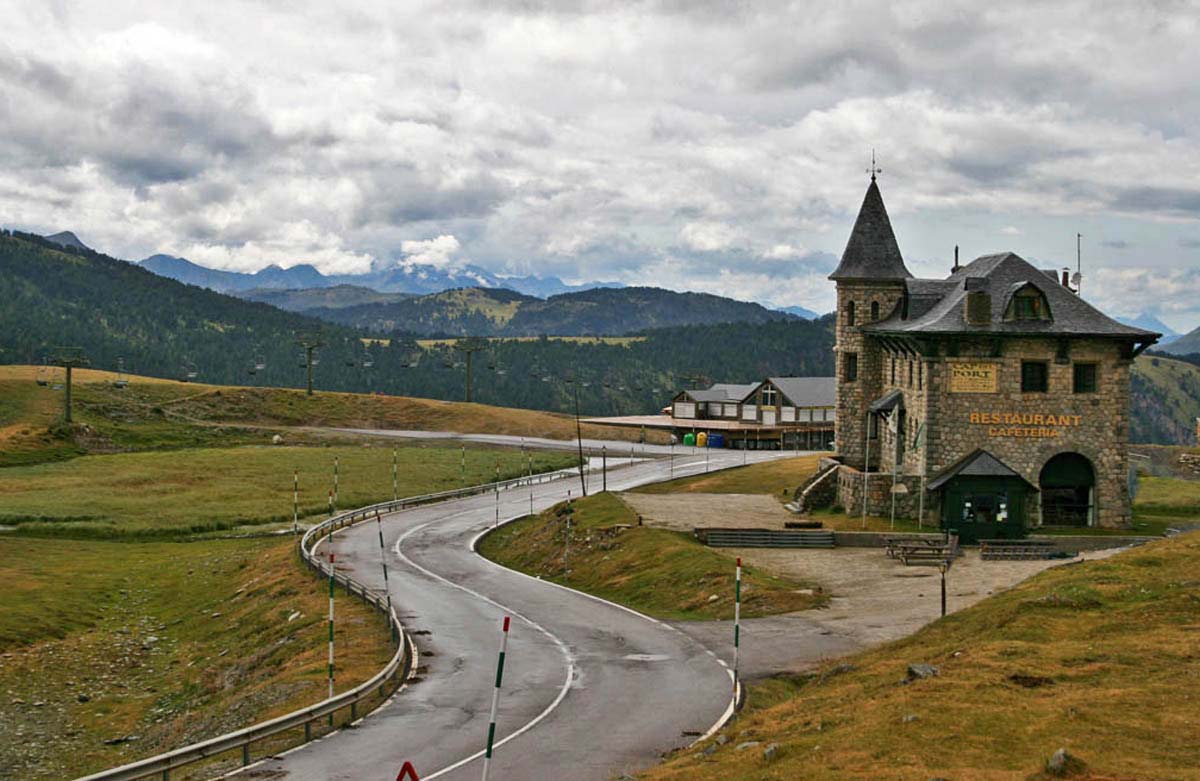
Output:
[{"xmin": 829, "ymin": 175, "xmax": 1159, "ymax": 539}]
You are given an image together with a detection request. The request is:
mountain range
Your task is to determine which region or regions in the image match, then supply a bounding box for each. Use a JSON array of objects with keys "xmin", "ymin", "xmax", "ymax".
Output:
[
  {"xmin": 3, "ymin": 227, "xmax": 1199, "ymax": 442},
  {"xmin": 1117, "ymin": 312, "xmax": 1181, "ymax": 345},
  {"xmin": 295, "ymin": 285, "xmax": 802, "ymax": 336},
  {"xmin": 138, "ymin": 252, "xmax": 620, "ymax": 299}
]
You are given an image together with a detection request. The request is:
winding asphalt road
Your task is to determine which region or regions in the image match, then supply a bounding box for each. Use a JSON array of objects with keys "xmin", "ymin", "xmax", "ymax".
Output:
[{"xmin": 241, "ymin": 445, "xmax": 799, "ymax": 781}]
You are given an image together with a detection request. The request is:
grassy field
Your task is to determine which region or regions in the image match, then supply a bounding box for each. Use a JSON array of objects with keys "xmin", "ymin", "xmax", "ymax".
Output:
[
  {"xmin": 642, "ymin": 531, "xmax": 1200, "ymax": 781},
  {"xmin": 0, "ymin": 365, "xmax": 654, "ymax": 467},
  {"xmin": 0, "ymin": 536, "xmax": 393, "ymax": 780},
  {"xmin": 631, "ymin": 454, "xmax": 821, "ymax": 502},
  {"xmin": 0, "ymin": 443, "xmax": 574, "ymax": 538},
  {"xmin": 478, "ymin": 492, "xmax": 826, "ymax": 621}
]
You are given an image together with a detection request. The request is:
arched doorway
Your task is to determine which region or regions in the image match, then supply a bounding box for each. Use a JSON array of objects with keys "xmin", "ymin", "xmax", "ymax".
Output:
[{"xmin": 1039, "ymin": 453, "xmax": 1094, "ymax": 526}]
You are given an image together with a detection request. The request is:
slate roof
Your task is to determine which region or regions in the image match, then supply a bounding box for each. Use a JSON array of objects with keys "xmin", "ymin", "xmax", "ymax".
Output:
[
  {"xmin": 927, "ymin": 449, "xmax": 1037, "ymax": 491},
  {"xmin": 864, "ymin": 252, "xmax": 1160, "ymax": 341},
  {"xmin": 828, "ymin": 179, "xmax": 913, "ymax": 281},
  {"xmin": 679, "ymin": 383, "xmax": 758, "ymax": 404},
  {"xmin": 868, "ymin": 389, "xmax": 904, "ymax": 413},
  {"xmin": 766, "ymin": 377, "xmax": 837, "ymax": 407}
]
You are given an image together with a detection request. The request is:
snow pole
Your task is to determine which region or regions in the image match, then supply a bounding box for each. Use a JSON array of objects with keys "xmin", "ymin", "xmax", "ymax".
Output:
[
  {"xmin": 494, "ymin": 459, "xmax": 501, "ymax": 527},
  {"xmin": 375, "ymin": 509, "xmax": 394, "ymax": 641},
  {"xmin": 461, "ymin": 444, "xmax": 466, "ymax": 487},
  {"xmin": 392, "ymin": 447, "xmax": 398, "ymax": 502},
  {"xmin": 327, "ymin": 553, "xmax": 336, "ymax": 725},
  {"xmin": 292, "ymin": 469, "xmax": 299, "ymax": 536},
  {"xmin": 525, "ymin": 441, "xmax": 534, "ymax": 516},
  {"xmin": 733, "ymin": 556, "xmax": 742, "ymax": 698},
  {"xmin": 328, "ymin": 490, "xmax": 333, "ymax": 517},
  {"xmin": 481, "ymin": 615, "xmax": 511, "ymax": 781},
  {"xmin": 333, "ymin": 456, "xmax": 339, "ymax": 513}
]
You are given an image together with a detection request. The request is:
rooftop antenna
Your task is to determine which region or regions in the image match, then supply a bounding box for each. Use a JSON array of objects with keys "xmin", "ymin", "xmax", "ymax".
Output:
[
  {"xmin": 1073, "ymin": 232, "xmax": 1083, "ymax": 296},
  {"xmin": 866, "ymin": 149, "xmax": 882, "ymax": 182}
]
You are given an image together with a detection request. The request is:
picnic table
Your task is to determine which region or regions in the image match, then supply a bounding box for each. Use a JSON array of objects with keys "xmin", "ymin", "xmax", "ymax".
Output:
[
  {"xmin": 889, "ymin": 535, "xmax": 959, "ymax": 567},
  {"xmin": 883, "ymin": 535, "xmax": 944, "ymax": 559}
]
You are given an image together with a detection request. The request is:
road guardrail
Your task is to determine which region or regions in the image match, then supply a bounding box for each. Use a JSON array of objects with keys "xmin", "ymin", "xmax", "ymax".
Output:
[{"xmin": 76, "ymin": 464, "xmax": 584, "ymax": 781}]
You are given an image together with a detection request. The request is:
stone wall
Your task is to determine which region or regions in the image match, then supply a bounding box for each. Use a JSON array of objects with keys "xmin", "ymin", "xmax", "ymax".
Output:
[
  {"xmin": 921, "ymin": 336, "xmax": 1133, "ymax": 528},
  {"xmin": 834, "ymin": 463, "xmax": 927, "ymax": 521},
  {"xmin": 833, "ymin": 280, "xmax": 906, "ymax": 469},
  {"xmin": 841, "ymin": 334, "xmax": 1136, "ymax": 529}
]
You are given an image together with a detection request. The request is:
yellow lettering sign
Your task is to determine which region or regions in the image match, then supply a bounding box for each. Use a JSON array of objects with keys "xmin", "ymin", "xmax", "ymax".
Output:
[
  {"xmin": 969, "ymin": 411, "xmax": 1082, "ymax": 437},
  {"xmin": 949, "ymin": 362, "xmax": 998, "ymax": 393}
]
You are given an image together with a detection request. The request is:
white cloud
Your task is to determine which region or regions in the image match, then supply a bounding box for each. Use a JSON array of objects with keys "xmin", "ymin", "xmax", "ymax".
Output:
[
  {"xmin": 398, "ymin": 234, "xmax": 463, "ymax": 269},
  {"xmin": 1, "ymin": 1, "xmax": 1199, "ymax": 321}
]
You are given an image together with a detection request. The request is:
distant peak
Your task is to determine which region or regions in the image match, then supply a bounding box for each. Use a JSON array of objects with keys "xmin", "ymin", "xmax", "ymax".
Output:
[{"xmin": 44, "ymin": 231, "xmax": 90, "ymax": 251}]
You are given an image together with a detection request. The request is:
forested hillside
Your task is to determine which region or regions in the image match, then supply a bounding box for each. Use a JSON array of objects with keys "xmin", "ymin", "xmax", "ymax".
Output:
[
  {"xmin": 1132, "ymin": 354, "xmax": 1200, "ymax": 445},
  {"xmin": 316, "ymin": 285, "xmax": 798, "ymax": 336},
  {"xmin": 0, "ymin": 231, "xmax": 834, "ymax": 416}
]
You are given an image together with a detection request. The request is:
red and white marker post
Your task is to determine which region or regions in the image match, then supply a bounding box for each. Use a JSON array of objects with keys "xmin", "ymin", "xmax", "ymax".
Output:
[
  {"xmin": 481, "ymin": 616, "xmax": 511, "ymax": 781},
  {"xmin": 733, "ymin": 556, "xmax": 742, "ymax": 697}
]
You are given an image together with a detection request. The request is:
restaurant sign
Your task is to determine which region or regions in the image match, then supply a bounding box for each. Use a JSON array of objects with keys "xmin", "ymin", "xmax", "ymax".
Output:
[{"xmin": 968, "ymin": 411, "xmax": 1083, "ymax": 438}]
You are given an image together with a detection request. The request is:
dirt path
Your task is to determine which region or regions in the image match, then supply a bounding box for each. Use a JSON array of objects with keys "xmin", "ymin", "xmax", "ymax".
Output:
[{"xmin": 629, "ymin": 491, "xmax": 1133, "ymax": 676}]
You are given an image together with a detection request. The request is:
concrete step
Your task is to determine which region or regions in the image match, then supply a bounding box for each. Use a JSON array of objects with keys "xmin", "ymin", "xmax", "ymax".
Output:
[{"xmin": 697, "ymin": 528, "xmax": 836, "ymax": 548}]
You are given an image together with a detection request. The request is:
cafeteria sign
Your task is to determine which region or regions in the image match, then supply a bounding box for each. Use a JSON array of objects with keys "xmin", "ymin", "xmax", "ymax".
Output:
[{"xmin": 949, "ymin": 362, "xmax": 998, "ymax": 393}]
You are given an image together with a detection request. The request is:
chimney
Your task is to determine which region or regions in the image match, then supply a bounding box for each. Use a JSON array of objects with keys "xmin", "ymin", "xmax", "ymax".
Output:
[
  {"xmin": 952, "ymin": 245, "xmax": 960, "ymax": 273},
  {"xmin": 1061, "ymin": 268, "xmax": 1070, "ymax": 287},
  {"xmin": 963, "ymin": 277, "xmax": 991, "ymax": 325}
]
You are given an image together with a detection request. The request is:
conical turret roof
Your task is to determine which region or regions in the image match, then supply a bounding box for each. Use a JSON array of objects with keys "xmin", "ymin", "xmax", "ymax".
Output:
[{"xmin": 828, "ymin": 178, "xmax": 912, "ymax": 281}]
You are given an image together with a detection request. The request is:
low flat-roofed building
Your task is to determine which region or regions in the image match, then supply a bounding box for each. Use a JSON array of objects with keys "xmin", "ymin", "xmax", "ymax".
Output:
[{"xmin": 587, "ymin": 376, "xmax": 836, "ymax": 450}]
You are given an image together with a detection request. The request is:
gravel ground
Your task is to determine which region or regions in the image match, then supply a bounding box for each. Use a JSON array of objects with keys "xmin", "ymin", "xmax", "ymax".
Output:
[
  {"xmin": 620, "ymin": 492, "xmax": 793, "ymax": 531},
  {"xmin": 627, "ymin": 491, "xmax": 1134, "ymax": 676}
]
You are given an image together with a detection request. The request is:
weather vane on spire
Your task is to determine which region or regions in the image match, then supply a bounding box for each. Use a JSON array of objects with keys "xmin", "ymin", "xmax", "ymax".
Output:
[{"xmin": 867, "ymin": 149, "xmax": 882, "ymax": 181}]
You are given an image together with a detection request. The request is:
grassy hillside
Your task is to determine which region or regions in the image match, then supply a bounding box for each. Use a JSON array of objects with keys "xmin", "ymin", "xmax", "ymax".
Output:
[
  {"xmin": 0, "ymin": 536, "xmax": 392, "ymax": 781},
  {"xmin": 1131, "ymin": 355, "xmax": 1200, "ymax": 445},
  {"xmin": 632, "ymin": 455, "xmax": 821, "ymax": 502},
  {"xmin": 0, "ymin": 444, "xmax": 573, "ymax": 538},
  {"xmin": 643, "ymin": 532, "xmax": 1200, "ymax": 781},
  {"xmin": 0, "ymin": 365, "xmax": 655, "ymax": 467},
  {"xmin": 478, "ymin": 492, "xmax": 826, "ymax": 620}
]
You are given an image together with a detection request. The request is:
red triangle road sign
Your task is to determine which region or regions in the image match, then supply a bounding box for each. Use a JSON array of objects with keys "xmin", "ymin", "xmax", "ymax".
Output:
[{"xmin": 396, "ymin": 761, "xmax": 420, "ymax": 780}]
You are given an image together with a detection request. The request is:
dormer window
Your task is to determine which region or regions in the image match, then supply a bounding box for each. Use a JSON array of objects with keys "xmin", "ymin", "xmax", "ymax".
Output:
[{"xmin": 1005, "ymin": 283, "xmax": 1053, "ymax": 322}]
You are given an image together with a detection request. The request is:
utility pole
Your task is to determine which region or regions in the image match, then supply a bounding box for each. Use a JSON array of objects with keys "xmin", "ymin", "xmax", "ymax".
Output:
[
  {"xmin": 296, "ymin": 334, "xmax": 325, "ymax": 396},
  {"xmin": 453, "ymin": 337, "xmax": 488, "ymax": 403},
  {"xmin": 49, "ymin": 347, "xmax": 88, "ymax": 424}
]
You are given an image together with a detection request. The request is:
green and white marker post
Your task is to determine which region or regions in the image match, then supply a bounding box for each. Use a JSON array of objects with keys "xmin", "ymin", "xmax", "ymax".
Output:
[
  {"xmin": 292, "ymin": 469, "xmax": 299, "ymax": 536},
  {"xmin": 374, "ymin": 509, "xmax": 395, "ymax": 641},
  {"xmin": 327, "ymin": 490, "xmax": 333, "ymax": 517},
  {"xmin": 327, "ymin": 553, "xmax": 336, "ymax": 725},
  {"xmin": 733, "ymin": 556, "xmax": 742, "ymax": 698},
  {"xmin": 494, "ymin": 459, "xmax": 501, "ymax": 527},
  {"xmin": 392, "ymin": 447, "xmax": 398, "ymax": 502},
  {"xmin": 461, "ymin": 445, "xmax": 467, "ymax": 487},
  {"xmin": 481, "ymin": 615, "xmax": 511, "ymax": 781}
]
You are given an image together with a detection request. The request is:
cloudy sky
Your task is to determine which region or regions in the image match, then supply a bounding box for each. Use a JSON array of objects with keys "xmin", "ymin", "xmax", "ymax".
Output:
[{"xmin": 2, "ymin": 1, "xmax": 1200, "ymax": 327}]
